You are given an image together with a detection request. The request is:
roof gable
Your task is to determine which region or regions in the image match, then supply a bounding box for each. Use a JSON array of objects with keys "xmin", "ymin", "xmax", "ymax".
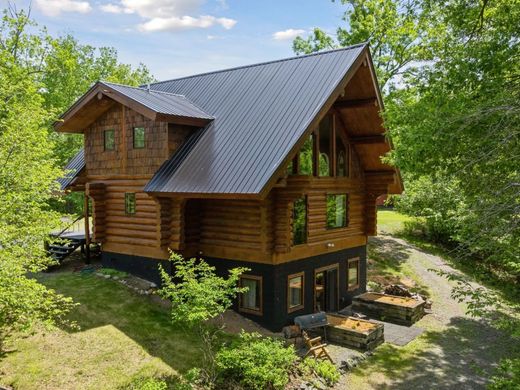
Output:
[
  {"xmin": 145, "ymin": 43, "xmax": 368, "ymax": 195},
  {"xmin": 55, "ymin": 81, "xmax": 213, "ymax": 133}
]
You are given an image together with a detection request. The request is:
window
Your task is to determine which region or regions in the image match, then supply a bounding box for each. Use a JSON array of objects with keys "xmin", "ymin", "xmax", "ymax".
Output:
[
  {"xmin": 347, "ymin": 258, "xmax": 360, "ymax": 290},
  {"xmin": 336, "ymin": 131, "xmax": 349, "ymax": 177},
  {"xmin": 287, "ymin": 272, "xmax": 304, "ymax": 312},
  {"xmin": 104, "ymin": 129, "xmax": 115, "ymax": 150},
  {"xmin": 318, "ymin": 115, "xmax": 332, "ymax": 176},
  {"xmin": 125, "ymin": 193, "xmax": 136, "ymax": 215},
  {"xmin": 133, "ymin": 127, "xmax": 145, "ymax": 149},
  {"xmin": 326, "ymin": 194, "xmax": 348, "ymax": 229},
  {"xmin": 293, "ymin": 196, "xmax": 307, "ymax": 245},
  {"xmin": 239, "ymin": 275, "xmax": 262, "ymax": 315},
  {"xmin": 298, "ymin": 135, "xmax": 314, "ymax": 175}
]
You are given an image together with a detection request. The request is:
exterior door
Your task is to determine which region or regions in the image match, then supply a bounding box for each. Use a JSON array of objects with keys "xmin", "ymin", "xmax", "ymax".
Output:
[{"xmin": 314, "ymin": 265, "xmax": 338, "ymax": 312}]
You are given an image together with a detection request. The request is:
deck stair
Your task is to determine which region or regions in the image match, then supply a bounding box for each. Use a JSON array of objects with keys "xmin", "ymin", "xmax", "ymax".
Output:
[
  {"xmin": 47, "ymin": 236, "xmax": 84, "ymax": 262},
  {"xmin": 47, "ymin": 215, "xmax": 88, "ymax": 263}
]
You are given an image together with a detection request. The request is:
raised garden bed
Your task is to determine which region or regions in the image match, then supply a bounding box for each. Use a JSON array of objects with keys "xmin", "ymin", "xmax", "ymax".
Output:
[
  {"xmin": 352, "ymin": 292, "xmax": 425, "ymax": 326},
  {"xmin": 325, "ymin": 314, "xmax": 384, "ymax": 351}
]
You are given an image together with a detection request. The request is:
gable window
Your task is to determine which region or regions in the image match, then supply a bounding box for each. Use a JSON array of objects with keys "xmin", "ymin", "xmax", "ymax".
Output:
[
  {"xmin": 318, "ymin": 115, "xmax": 332, "ymax": 176},
  {"xmin": 336, "ymin": 131, "xmax": 349, "ymax": 177},
  {"xmin": 125, "ymin": 193, "xmax": 136, "ymax": 215},
  {"xmin": 298, "ymin": 135, "xmax": 314, "ymax": 175},
  {"xmin": 347, "ymin": 257, "xmax": 360, "ymax": 290},
  {"xmin": 133, "ymin": 127, "xmax": 145, "ymax": 149},
  {"xmin": 104, "ymin": 129, "xmax": 115, "ymax": 150},
  {"xmin": 287, "ymin": 272, "xmax": 304, "ymax": 313},
  {"xmin": 239, "ymin": 275, "xmax": 262, "ymax": 315},
  {"xmin": 326, "ymin": 194, "xmax": 348, "ymax": 229},
  {"xmin": 293, "ymin": 196, "xmax": 307, "ymax": 245}
]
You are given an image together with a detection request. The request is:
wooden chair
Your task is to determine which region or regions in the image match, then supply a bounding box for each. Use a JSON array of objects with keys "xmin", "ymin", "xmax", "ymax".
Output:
[{"xmin": 302, "ymin": 331, "xmax": 333, "ymax": 363}]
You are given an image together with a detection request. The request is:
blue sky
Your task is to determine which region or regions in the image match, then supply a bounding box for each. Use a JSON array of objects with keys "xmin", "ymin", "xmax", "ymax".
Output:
[{"xmin": 6, "ymin": 0, "xmax": 347, "ymax": 80}]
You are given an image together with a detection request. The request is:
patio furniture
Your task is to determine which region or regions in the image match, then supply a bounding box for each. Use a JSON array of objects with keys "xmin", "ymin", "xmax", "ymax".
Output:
[{"xmin": 302, "ymin": 331, "xmax": 333, "ymax": 362}]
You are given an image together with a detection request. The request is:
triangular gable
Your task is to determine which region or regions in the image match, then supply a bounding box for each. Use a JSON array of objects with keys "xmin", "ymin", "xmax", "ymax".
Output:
[{"xmin": 54, "ymin": 81, "xmax": 213, "ymax": 133}]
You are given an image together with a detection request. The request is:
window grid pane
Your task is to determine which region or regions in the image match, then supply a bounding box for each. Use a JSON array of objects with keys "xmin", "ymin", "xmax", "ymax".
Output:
[
  {"xmin": 288, "ymin": 275, "xmax": 303, "ymax": 308},
  {"xmin": 125, "ymin": 193, "xmax": 136, "ymax": 215},
  {"xmin": 241, "ymin": 277, "xmax": 260, "ymax": 311},
  {"xmin": 104, "ymin": 129, "xmax": 115, "ymax": 150},
  {"xmin": 133, "ymin": 127, "xmax": 145, "ymax": 149},
  {"xmin": 293, "ymin": 196, "xmax": 307, "ymax": 245},
  {"xmin": 348, "ymin": 259, "xmax": 359, "ymax": 290},
  {"xmin": 326, "ymin": 194, "xmax": 348, "ymax": 229}
]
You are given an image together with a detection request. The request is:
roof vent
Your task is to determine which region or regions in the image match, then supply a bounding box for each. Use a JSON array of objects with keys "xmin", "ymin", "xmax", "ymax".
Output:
[{"xmin": 146, "ymin": 83, "xmax": 150, "ymax": 92}]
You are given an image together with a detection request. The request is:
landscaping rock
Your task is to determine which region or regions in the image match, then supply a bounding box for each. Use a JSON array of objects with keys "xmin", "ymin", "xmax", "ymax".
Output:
[{"xmin": 103, "ymin": 274, "xmax": 111, "ymax": 279}]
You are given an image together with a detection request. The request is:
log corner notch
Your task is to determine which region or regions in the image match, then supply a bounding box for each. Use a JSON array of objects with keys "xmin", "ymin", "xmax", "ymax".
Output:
[
  {"xmin": 155, "ymin": 197, "xmax": 186, "ymax": 251},
  {"xmin": 85, "ymin": 182, "xmax": 106, "ymax": 243},
  {"xmin": 364, "ymin": 170, "xmax": 398, "ymax": 236}
]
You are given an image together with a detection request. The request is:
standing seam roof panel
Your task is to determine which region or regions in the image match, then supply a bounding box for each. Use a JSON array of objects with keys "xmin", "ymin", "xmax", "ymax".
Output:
[{"xmin": 145, "ymin": 44, "xmax": 366, "ymax": 194}]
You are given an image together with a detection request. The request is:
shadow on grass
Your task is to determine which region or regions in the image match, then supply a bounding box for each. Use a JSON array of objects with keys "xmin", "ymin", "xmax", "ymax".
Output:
[
  {"xmin": 356, "ymin": 316, "xmax": 518, "ymax": 390},
  {"xmin": 37, "ymin": 272, "xmax": 205, "ymax": 376}
]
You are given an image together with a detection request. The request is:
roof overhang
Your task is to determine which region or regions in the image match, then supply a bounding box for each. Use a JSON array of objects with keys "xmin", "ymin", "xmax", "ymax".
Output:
[{"xmin": 54, "ymin": 82, "xmax": 213, "ymax": 133}]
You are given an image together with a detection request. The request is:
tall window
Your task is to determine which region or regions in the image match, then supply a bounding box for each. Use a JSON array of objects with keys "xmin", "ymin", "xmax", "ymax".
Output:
[
  {"xmin": 133, "ymin": 127, "xmax": 145, "ymax": 149},
  {"xmin": 298, "ymin": 135, "xmax": 314, "ymax": 175},
  {"xmin": 326, "ymin": 194, "xmax": 348, "ymax": 229},
  {"xmin": 287, "ymin": 272, "xmax": 304, "ymax": 312},
  {"xmin": 125, "ymin": 193, "xmax": 136, "ymax": 215},
  {"xmin": 336, "ymin": 131, "xmax": 349, "ymax": 177},
  {"xmin": 347, "ymin": 258, "xmax": 360, "ymax": 290},
  {"xmin": 239, "ymin": 275, "xmax": 262, "ymax": 315},
  {"xmin": 293, "ymin": 196, "xmax": 307, "ymax": 245},
  {"xmin": 318, "ymin": 115, "xmax": 332, "ymax": 176},
  {"xmin": 104, "ymin": 129, "xmax": 115, "ymax": 150}
]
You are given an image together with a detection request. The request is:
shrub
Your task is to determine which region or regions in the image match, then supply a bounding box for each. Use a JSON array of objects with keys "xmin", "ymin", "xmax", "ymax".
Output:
[
  {"xmin": 215, "ymin": 331, "xmax": 297, "ymax": 390},
  {"xmin": 127, "ymin": 377, "xmax": 168, "ymax": 390},
  {"xmin": 300, "ymin": 358, "xmax": 340, "ymax": 386}
]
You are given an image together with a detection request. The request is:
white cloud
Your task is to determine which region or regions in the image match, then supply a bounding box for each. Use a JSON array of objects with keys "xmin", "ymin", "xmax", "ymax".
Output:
[
  {"xmin": 99, "ymin": 3, "xmax": 133, "ymax": 14},
  {"xmin": 272, "ymin": 28, "xmax": 306, "ymax": 41},
  {"xmin": 100, "ymin": 0, "xmax": 236, "ymax": 32},
  {"xmin": 35, "ymin": 0, "xmax": 92, "ymax": 16},
  {"xmin": 139, "ymin": 15, "xmax": 236, "ymax": 32}
]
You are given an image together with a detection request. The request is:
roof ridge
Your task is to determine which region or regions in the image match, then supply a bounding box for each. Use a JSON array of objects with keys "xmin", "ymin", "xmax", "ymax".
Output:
[
  {"xmin": 100, "ymin": 80, "xmax": 187, "ymax": 98},
  {"xmin": 150, "ymin": 42, "xmax": 368, "ymax": 86}
]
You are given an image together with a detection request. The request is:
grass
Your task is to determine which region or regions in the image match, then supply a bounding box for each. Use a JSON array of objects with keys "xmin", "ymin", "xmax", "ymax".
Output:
[
  {"xmin": 0, "ymin": 273, "xmax": 204, "ymax": 390},
  {"xmin": 377, "ymin": 208, "xmax": 414, "ymax": 235}
]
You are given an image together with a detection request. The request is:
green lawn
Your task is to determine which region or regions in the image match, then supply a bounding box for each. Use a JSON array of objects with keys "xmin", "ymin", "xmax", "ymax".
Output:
[
  {"xmin": 377, "ymin": 209, "xmax": 413, "ymax": 235},
  {"xmin": 0, "ymin": 273, "xmax": 203, "ymax": 390}
]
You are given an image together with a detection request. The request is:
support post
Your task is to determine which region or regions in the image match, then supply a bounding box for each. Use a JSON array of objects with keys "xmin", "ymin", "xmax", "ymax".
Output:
[{"xmin": 84, "ymin": 193, "xmax": 91, "ymax": 264}]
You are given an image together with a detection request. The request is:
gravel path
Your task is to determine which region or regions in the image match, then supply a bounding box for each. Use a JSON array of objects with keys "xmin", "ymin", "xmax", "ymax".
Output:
[{"xmin": 341, "ymin": 234, "xmax": 516, "ymax": 390}]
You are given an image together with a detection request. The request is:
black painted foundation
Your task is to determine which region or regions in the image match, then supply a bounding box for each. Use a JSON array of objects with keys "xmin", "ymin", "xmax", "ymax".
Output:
[{"xmin": 102, "ymin": 245, "xmax": 367, "ymax": 331}]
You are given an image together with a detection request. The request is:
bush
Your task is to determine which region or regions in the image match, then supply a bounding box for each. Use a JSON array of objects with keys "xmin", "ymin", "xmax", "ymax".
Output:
[
  {"xmin": 488, "ymin": 358, "xmax": 520, "ymax": 390},
  {"xmin": 300, "ymin": 358, "xmax": 340, "ymax": 386},
  {"xmin": 215, "ymin": 331, "xmax": 297, "ymax": 390},
  {"xmin": 127, "ymin": 377, "xmax": 168, "ymax": 390}
]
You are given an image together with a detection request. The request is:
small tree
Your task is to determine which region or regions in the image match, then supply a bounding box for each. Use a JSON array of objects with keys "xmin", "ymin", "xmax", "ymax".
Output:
[{"xmin": 157, "ymin": 252, "xmax": 248, "ymax": 386}]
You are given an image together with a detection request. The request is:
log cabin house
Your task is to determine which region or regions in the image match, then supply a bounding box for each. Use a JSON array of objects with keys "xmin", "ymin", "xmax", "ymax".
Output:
[{"xmin": 56, "ymin": 43, "xmax": 402, "ymax": 331}]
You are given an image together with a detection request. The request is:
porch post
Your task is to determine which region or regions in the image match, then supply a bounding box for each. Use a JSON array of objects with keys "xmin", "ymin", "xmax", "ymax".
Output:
[{"xmin": 84, "ymin": 193, "xmax": 91, "ymax": 264}]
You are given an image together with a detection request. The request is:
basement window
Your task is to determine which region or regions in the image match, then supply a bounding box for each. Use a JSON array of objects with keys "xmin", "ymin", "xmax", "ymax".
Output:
[
  {"xmin": 125, "ymin": 193, "xmax": 136, "ymax": 215},
  {"xmin": 347, "ymin": 257, "xmax": 360, "ymax": 290},
  {"xmin": 326, "ymin": 194, "xmax": 348, "ymax": 229},
  {"xmin": 133, "ymin": 127, "xmax": 145, "ymax": 149},
  {"xmin": 287, "ymin": 272, "xmax": 304, "ymax": 313},
  {"xmin": 239, "ymin": 275, "xmax": 262, "ymax": 315},
  {"xmin": 104, "ymin": 129, "xmax": 115, "ymax": 150},
  {"xmin": 293, "ymin": 196, "xmax": 307, "ymax": 245}
]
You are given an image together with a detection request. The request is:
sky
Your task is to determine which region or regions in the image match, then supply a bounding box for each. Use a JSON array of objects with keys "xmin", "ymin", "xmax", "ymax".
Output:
[{"xmin": 4, "ymin": 0, "xmax": 347, "ymax": 80}]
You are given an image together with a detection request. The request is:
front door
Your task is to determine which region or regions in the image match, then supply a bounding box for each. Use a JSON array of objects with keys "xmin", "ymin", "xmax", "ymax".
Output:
[{"xmin": 314, "ymin": 265, "xmax": 338, "ymax": 312}]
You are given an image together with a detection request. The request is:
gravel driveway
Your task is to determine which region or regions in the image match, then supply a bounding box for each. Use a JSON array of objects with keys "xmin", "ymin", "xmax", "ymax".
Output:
[{"xmin": 341, "ymin": 234, "xmax": 517, "ymax": 390}]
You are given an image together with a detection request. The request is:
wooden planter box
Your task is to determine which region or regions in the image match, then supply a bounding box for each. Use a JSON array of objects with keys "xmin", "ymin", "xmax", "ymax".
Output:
[
  {"xmin": 352, "ymin": 292, "xmax": 425, "ymax": 326},
  {"xmin": 324, "ymin": 314, "xmax": 384, "ymax": 351}
]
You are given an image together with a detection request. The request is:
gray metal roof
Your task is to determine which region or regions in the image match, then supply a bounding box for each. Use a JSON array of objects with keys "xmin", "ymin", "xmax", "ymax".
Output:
[
  {"xmin": 100, "ymin": 81, "xmax": 213, "ymax": 120},
  {"xmin": 58, "ymin": 148, "xmax": 85, "ymax": 190},
  {"xmin": 145, "ymin": 43, "xmax": 367, "ymax": 195}
]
